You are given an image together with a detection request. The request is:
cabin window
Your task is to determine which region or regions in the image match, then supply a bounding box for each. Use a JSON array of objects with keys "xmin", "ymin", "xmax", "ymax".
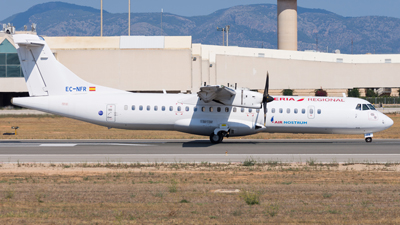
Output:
[
  {"xmin": 287, "ymin": 108, "xmax": 290, "ymax": 114},
  {"xmin": 241, "ymin": 108, "xmax": 245, "ymax": 113},
  {"xmin": 271, "ymin": 108, "xmax": 275, "ymax": 113},
  {"xmin": 124, "ymin": 105, "xmax": 128, "ymax": 110},
  {"xmin": 139, "ymin": 105, "xmax": 143, "ymax": 111},
  {"xmin": 294, "ymin": 108, "xmax": 298, "ymax": 114},
  {"xmin": 233, "ymin": 107, "xmax": 237, "ymax": 113},
  {"xmin": 177, "ymin": 106, "xmax": 181, "ymax": 111},
  {"xmin": 194, "ymin": 107, "xmax": 198, "ymax": 112},
  {"xmin": 302, "ymin": 109, "xmax": 306, "ymax": 114},
  {"xmin": 185, "ymin": 106, "xmax": 189, "ymax": 112},
  {"xmin": 367, "ymin": 104, "xmax": 376, "ymax": 110},
  {"xmin": 169, "ymin": 106, "xmax": 173, "ymax": 111},
  {"xmin": 279, "ymin": 108, "xmax": 283, "ymax": 114},
  {"xmin": 317, "ymin": 109, "xmax": 321, "ymax": 114},
  {"xmin": 147, "ymin": 105, "xmax": 150, "ymax": 111},
  {"xmin": 154, "ymin": 106, "xmax": 158, "ymax": 111},
  {"xmin": 362, "ymin": 104, "xmax": 369, "ymax": 110},
  {"xmin": 249, "ymin": 108, "xmax": 252, "ymax": 113},
  {"xmin": 309, "ymin": 108, "xmax": 314, "ymax": 114},
  {"xmin": 131, "ymin": 105, "xmax": 135, "ymax": 111},
  {"xmin": 217, "ymin": 107, "xmax": 221, "ymax": 112},
  {"xmin": 162, "ymin": 106, "xmax": 165, "ymax": 111},
  {"xmin": 209, "ymin": 107, "xmax": 213, "ymax": 112},
  {"xmin": 202, "ymin": 107, "xmax": 206, "ymax": 112},
  {"xmin": 355, "ymin": 104, "xmax": 361, "ymax": 110},
  {"xmin": 225, "ymin": 107, "xmax": 229, "ymax": 112}
]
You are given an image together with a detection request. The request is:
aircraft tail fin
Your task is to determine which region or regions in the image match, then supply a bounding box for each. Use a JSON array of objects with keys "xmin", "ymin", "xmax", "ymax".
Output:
[{"xmin": 13, "ymin": 34, "xmax": 122, "ymax": 96}]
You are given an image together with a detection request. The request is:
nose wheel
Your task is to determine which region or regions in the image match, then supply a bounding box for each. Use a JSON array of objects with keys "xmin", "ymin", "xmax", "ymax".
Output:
[{"xmin": 364, "ymin": 133, "xmax": 373, "ymax": 143}]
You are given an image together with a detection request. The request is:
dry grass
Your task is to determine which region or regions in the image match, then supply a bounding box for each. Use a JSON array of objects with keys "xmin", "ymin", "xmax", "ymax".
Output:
[
  {"xmin": 0, "ymin": 114, "xmax": 399, "ymax": 140},
  {"xmin": 1, "ymin": 162, "xmax": 400, "ymax": 224}
]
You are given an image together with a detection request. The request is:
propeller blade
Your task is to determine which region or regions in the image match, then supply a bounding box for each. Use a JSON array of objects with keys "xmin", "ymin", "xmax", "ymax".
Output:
[
  {"xmin": 263, "ymin": 101, "xmax": 267, "ymax": 126},
  {"xmin": 263, "ymin": 73, "xmax": 269, "ymax": 126}
]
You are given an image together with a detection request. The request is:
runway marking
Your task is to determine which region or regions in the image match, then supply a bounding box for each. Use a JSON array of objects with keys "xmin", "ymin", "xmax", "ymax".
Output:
[
  {"xmin": 106, "ymin": 144, "xmax": 155, "ymax": 147},
  {"xmin": 39, "ymin": 144, "xmax": 77, "ymax": 147}
]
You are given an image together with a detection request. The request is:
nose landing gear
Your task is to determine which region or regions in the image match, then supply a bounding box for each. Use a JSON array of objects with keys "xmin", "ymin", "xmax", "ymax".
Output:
[{"xmin": 364, "ymin": 133, "xmax": 373, "ymax": 143}]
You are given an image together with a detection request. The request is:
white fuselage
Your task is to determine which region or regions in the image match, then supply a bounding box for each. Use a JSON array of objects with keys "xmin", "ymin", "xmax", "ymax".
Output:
[{"xmin": 13, "ymin": 93, "xmax": 393, "ymax": 137}]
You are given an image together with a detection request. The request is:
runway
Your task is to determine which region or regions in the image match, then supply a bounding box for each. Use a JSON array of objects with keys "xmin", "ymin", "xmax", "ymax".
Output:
[{"xmin": 0, "ymin": 139, "xmax": 400, "ymax": 163}]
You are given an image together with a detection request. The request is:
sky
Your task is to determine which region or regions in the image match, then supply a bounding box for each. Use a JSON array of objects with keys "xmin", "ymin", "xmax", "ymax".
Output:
[{"xmin": 1, "ymin": 0, "xmax": 400, "ymax": 21}]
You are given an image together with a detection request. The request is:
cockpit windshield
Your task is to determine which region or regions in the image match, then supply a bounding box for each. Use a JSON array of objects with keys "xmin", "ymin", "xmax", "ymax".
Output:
[
  {"xmin": 367, "ymin": 104, "xmax": 376, "ymax": 110},
  {"xmin": 356, "ymin": 103, "xmax": 377, "ymax": 111},
  {"xmin": 357, "ymin": 103, "xmax": 376, "ymax": 111}
]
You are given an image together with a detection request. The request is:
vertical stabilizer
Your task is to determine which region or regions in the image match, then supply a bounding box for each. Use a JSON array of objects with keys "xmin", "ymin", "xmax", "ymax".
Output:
[{"xmin": 13, "ymin": 34, "xmax": 122, "ymax": 96}]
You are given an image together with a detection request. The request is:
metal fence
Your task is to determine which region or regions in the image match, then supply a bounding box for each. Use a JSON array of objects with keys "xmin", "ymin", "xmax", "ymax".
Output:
[{"xmin": 363, "ymin": 97, "xmax": 400, "ymax": 105}]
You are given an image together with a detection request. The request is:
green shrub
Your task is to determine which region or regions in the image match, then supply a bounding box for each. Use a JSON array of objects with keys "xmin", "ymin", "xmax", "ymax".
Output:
[
  {"xmin": 240, "ymin": 190, "xmax": 260, "ymax": 205},
  {"xmin": 168, "ymin": 179, "xmax": 178, "ymax": 193},
  {"xmin": 366, "ymin": 89, "xmax": 378, "ymax": 97},
  {"xmin": 282, "ymin": 89, "xmax": 294, "ymax": 96},
  {"xmin": 348, "ymin": 88, "xmax": 360, "ymax": 97},
  {"xmin": 5, "ymin": 189, "xmax": 14, "ymax": 199},
  {"xmin": 265, "ymin": 203, "xmax": 279, "ymax": 217},
  {"xmin": 323, "ymin": 192, "xmax": 333, "ymax": 199},
  {"xmin": 243, "ymin": 158, "xmax": 256, "ymax": 166},
  {"xmin": 180, "ymin": 199, "xmax": 190, "ymax": 203}
]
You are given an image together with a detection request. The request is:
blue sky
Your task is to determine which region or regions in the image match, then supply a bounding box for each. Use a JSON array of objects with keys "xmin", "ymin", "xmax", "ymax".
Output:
[{"xmin": 1, "ymin": 0, "xmax": 400, "ymax": 20}]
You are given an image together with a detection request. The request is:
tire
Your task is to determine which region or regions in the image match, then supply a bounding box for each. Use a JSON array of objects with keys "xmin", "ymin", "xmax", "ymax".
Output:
[
  {"xmin": 365, "ymin": 137, "xmax": 372, "ymax": 143},
  {"xmin": 210, "ymin": 132, "xmax": 223, "ymax": 144}
]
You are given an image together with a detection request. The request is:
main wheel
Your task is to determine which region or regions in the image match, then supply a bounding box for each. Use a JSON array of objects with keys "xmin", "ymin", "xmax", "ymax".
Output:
[
  {"xmin": 210, "ymin": 132, "xmax": 223, "ymax": 144},
  {"xmin": 365, "ymin": 137, "xmax": 372, "ymax": 143}
]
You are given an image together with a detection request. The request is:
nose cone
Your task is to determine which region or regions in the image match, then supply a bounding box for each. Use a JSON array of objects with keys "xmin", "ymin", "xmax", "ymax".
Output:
[{"xmin": 387, "ymin": 117, "xmax": 394, "ymax": 128}]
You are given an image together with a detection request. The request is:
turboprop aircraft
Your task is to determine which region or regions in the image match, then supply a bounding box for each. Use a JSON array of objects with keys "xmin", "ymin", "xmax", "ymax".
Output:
[{"xmin": 11, "ymin": 34, "xmax": 394, "ymax": 143}]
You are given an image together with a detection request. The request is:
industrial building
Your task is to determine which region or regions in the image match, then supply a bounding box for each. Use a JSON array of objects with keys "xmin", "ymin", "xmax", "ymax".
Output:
[{"xmin": 1, "ymin": 0, "xmax": 399, "ymax": 107}]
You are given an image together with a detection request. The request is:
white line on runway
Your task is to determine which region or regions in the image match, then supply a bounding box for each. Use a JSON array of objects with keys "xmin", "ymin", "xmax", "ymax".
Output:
[
  {"xmin": 39, "ymin": 144, "xmax": 77, "ymax": 147},
  {"xmin": 106, "ymin": 144, "xmax": 155, "ymax": 147}
]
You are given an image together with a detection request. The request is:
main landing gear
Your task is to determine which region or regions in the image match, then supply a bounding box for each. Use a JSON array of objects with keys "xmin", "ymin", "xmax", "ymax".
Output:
[
  {"xmin": 210, "ymin": 124, "xmax": 230, "ymax": 144},
  {"xmin": 210, "ymin": 131, "xmax": 228, "ymax": 144},
  {"xmin": 365, "ymin": 133, "xmax": 373, "ymax": 143}
]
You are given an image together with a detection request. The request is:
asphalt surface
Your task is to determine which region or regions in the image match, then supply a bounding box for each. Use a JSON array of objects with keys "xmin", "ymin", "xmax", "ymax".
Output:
[{"xmin": 0, "ymin": 139, "xmax": 400, "ymax": 163}]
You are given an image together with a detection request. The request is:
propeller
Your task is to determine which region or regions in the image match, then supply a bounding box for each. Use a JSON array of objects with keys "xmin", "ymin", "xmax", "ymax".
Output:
[{"xmin": 262, "ymin": 72, "xmax": 274, "ymax": 126}]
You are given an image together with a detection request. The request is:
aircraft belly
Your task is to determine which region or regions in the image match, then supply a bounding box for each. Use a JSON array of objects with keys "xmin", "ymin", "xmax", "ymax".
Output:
[{"xmin": 174, "ymin": 118, "xmax": 257, "ymax": 136}]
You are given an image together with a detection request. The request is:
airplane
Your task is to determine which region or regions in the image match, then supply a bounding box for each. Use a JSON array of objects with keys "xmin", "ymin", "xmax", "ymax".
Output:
[{"xmin": 11, "ymin": 34, "xmax": 394, "ymax": 143}]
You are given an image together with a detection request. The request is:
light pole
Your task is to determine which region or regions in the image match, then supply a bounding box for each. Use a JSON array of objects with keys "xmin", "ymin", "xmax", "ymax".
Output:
[{"xmin": 225, "ymin": 25, "xmax": 230, "ymax": 46}]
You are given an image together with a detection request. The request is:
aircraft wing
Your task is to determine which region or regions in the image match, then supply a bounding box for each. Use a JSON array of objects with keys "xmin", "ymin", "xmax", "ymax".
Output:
[{"xmin": 197, "ymin": 85, "xmax": 236, "ymax": 105}]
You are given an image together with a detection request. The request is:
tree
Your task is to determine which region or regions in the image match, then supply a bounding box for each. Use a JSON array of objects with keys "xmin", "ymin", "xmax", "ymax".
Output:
[
  {"xmin": 282, "ymin": 89, "xmax": 294, "ymax": 96},
  {"xmin": 347, "ymin": 88, "xmax": 360, "ymax": 97},
  {"xmin": 314, "ymin": 87, "xmax": 327, "ymax": 96},
  {"xmin": 365, "ymin": 89, "xmax": 378, "ymax": 97}
]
